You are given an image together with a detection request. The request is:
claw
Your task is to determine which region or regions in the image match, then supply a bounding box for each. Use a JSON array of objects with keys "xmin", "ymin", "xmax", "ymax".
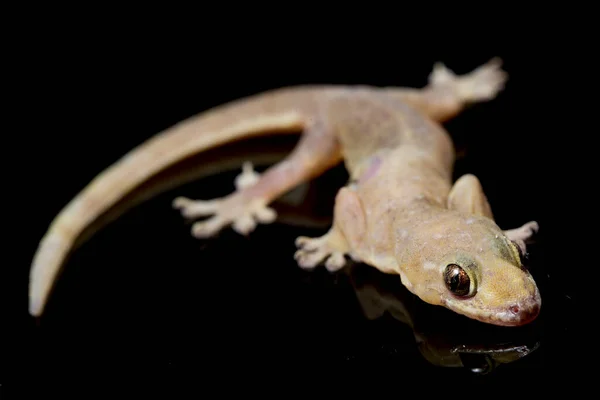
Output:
[
  {"xmin": 325, "ymin": 252, "xmax": 346, "ymax": 271},
  {"xmin": 458, "ymin": 58, "xmax": 508, "ymax": 101},
  {"xmin": 235, "ymin": 162, "xmax": 260, "ymax": 190},
  {"xmin": 253, "ymin": 206, "xmax": 277, "ymax": 224},
  {"xmin": 476, "ymin": 57, "xmax": 503, "ymax": 72},
  {"xmin": 172, "ymin": 196, "xmax": 194, "ymax": 208},
  {"xmin": 294, "ymin": 247, "xmax": 328, "ymax": 269},
  {"xmin": 428, "ymin": 62, "xmax": 456, "ymax": 85},
  {"xmin": 173, "ymin": 197, "xmax": 220, "ymax": 218},
  {"xmin": 232, "ymin": 214, "xmax": 257, "ymax": 235},
  {"xmin": 295, "ymin": 236, "xmax": 308, "ymax": 247},
  {"xmin": 295, "ymin": 235, "xmax": 322, "ymax": 251}
]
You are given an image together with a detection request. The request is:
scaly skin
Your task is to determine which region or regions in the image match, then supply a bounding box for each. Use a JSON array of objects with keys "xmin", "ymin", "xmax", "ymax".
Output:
[{"xmin": 29, "ymin": 58, "xmax": 540, "ymax": 325}]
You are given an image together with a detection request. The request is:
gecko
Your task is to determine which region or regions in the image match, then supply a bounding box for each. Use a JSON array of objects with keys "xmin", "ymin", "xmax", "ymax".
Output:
[{"xmin": 28, "ymin": 58, "xmax": 541, "ymax": 326}]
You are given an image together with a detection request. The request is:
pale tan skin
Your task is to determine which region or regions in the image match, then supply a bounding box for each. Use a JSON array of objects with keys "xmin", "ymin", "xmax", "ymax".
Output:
[{"xmin": 29, "ymin": 58, "xmax": 540, "ymax": 325}]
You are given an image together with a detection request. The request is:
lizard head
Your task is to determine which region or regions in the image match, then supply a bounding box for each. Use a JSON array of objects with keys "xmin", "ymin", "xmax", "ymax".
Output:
[{"xmin": 397, "ymin": 214, "xmax": 541, "ymax": 326}]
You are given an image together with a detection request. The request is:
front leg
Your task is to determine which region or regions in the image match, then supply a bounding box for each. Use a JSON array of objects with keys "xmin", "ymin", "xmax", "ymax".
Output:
[
  {"xmin": 447, "ymin": 173, "xmax": 494, "ymax": 219},
  {"xmin": 295, "ymin": 186, "xmax": 367, "ymax": 272},
  {"xmin": 448, "ymin": 174, "xmax": 539, "ymax": 242},
  {"xmin": 173, "ymin": 122, "xmax": 342, "ymax": 238}
]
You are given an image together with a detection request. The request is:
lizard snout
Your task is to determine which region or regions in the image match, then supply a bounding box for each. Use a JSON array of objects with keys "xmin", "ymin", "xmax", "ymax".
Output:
[
  {"xmin": 488, "ymin": 287, "xmax": 541, "ymax": 326},
  {"xmin": 505, "ymin": 292, "xmax": 541, "ymax": 326}
]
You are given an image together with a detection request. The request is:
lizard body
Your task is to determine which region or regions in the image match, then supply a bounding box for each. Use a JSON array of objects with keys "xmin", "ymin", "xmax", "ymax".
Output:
[{"xmin": 29, "ymin": 58, "xmax": 540, "ymax": 326}]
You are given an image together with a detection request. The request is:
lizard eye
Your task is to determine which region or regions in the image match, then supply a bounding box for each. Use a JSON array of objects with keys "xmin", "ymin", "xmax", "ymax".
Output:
[{"xmin": 444, "ymin": 264, "xmax": 475, "ymax": 297}]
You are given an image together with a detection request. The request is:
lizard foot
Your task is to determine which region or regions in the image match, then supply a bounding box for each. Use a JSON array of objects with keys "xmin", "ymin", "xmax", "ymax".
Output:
[
  {"xmin": 294, "ymin": 231, "xmax": 348, "ymax": 272},
  {"xmin": 173, "ymin": 196, "xmax": 277, "ymax": 238},
  {"xmin": 429, "ymin": 58, "xmax": 508, "ymax": 103},
  {"xmin": 504, "ymin": 221, "xmax": 539, "ymax": 243},
  {"xmin": 172, "ymin": 162, "xmax": 276, "ymax": 238}
]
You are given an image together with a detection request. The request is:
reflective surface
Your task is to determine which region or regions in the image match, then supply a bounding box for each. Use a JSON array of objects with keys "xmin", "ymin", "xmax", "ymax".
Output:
[
  {"xmin": 23, "ymin": 136, "xmax": 572, "ymax": 389},
  {"xmin": 348, "ymin": 262, "xmax": 541, "ymax": 374}
]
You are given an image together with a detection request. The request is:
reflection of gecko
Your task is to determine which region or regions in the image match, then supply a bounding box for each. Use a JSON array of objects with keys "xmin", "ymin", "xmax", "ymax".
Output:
[
  {"xmin": 29, "ymin": 58, "xmax": 540, "ymax": 325},
  {"xmin": 346, "ymin": 263, "xmax": 540, "ymax": 372}
]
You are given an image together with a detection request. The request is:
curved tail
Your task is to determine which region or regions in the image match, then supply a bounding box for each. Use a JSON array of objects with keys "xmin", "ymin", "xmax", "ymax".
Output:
[{"xmin": 29, "ymin": 86, "xmax": 321, "ymax": 317}]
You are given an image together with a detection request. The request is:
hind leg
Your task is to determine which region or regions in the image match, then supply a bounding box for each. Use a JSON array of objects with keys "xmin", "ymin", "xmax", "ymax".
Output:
[
  {"xmin": 385, "ymin": 58, "xmax": 508, "ymax": 122},
  {"xmin": 173, "ymin": 123, "xmax": 342, "ymax": 238}
]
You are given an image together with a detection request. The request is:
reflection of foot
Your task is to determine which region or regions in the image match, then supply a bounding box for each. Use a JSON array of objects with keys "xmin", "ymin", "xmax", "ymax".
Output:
[{"xmin": 294, "ymin": 231, "xmax": 348, "ymax": 272}]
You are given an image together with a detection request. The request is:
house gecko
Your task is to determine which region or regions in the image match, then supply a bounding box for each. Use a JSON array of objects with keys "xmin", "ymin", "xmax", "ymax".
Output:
[{"xmin": 28, "ymin": 58, "xmax": 540, "ymax": 326}]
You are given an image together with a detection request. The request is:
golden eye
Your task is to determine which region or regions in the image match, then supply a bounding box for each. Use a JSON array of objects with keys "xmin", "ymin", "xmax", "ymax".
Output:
[{"xmin": 444, "ymin": 263, "xmax": 474, "ymax": 297}]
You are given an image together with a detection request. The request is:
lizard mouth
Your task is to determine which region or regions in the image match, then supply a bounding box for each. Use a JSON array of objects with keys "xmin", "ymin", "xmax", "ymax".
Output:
[
  {"xmin": 493, "ymin": 291, "xmax": 541, "ymax": 326},
  {"xmin": 445, "ymin": 288, "xmax": 541, "ymax": 327}
]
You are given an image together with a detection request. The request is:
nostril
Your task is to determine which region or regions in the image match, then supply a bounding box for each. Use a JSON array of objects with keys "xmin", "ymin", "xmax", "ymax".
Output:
[{"xmin": 509, "ymin": 305, "xmax": 520, "ymax": 314}]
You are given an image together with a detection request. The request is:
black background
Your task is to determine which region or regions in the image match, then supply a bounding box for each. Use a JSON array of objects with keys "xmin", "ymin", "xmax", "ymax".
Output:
[{"xmin": 8, "ymin": 11, "xmax": 584, "ymax": 396}]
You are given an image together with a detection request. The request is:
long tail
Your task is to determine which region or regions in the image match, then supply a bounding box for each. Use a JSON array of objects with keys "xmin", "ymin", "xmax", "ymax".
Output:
[{"xmin": 29, "ymin": 86, "xmax": 324, "ymax": 317}]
